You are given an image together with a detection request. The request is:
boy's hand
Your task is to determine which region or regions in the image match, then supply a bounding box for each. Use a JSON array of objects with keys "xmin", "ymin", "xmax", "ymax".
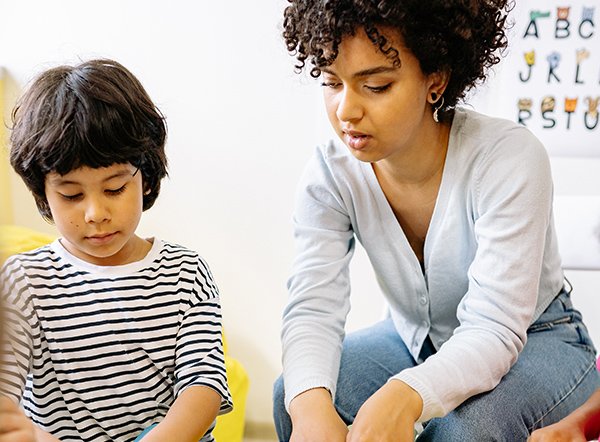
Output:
[
  {"xmin": 289, "ymin": 388, "xmax": 348, "ymax": 442},
  {"xmin": 347, "ymin": 380, "xmax": 421, "ymax": 442},
  {"xmin": 0, "ymin": 395, "xmax": 37, "ymax": 442}
]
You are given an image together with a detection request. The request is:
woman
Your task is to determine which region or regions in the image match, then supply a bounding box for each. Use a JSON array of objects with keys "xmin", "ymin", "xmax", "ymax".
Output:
[{"xmin": 273, "ymin": 1, "xmax": 600, "ymax": 441}]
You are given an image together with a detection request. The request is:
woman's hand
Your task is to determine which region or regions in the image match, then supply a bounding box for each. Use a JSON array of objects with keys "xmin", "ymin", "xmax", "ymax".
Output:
[
  {"xmin": 289, "ymin": 388, "xmax": 349, "ymax": 442},
  {"xmin": 0, "ymin": 395, "xmax": 37, "ymax": 442},
  {"xmin": 347, "ymin": 380, "xmax": 422, "ymax": 442}
]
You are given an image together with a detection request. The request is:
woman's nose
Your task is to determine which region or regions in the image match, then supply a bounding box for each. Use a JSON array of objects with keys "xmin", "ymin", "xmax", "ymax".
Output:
[{"xmin": 336, "ymin": 87, "xmax": 364, "ymax": 122}]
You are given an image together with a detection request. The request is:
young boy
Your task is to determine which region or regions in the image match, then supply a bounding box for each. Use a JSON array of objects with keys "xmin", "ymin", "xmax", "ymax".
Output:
[{"xmin": 0, "ymin": 59, "xmax": 232, "ymax": 442}]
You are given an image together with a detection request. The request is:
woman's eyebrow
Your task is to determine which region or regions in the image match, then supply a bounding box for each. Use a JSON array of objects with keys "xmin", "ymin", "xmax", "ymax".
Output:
[
  {"xmin": 352, "ymin": 66, "xmax": 398, "ymax": 78},
  {"xmin": 322, "ymin": 65, "xmax": 398, "ymax": 78}
]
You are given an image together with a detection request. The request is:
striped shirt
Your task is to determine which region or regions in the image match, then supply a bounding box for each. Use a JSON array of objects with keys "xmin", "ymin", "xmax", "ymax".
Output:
[{"xmin": 0, "ymin": 238, "xmax": 232, "ymax": 442}]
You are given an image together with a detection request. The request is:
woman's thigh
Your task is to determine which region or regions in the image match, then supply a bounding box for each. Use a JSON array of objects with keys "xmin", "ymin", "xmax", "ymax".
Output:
[
  {"xmin": 419, "ymin": 291, "xmax": 600, "ymax": 441},
  {"xmin": 273, "ymin": 318, "xmax": 416, "ymax": 434},
  {"xmin": 334, "ymin": 318, "xmax": 419, "ymax": 423}
]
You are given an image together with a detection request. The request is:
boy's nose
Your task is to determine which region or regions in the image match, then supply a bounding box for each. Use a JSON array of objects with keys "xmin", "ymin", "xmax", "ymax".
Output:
[{"xmin": 84, "ymin": 198, "xmax": 110, "ymax": 223}]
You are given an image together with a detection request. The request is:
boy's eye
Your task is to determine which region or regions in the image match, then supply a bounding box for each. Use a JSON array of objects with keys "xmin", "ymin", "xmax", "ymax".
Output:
[
  {"xmin": 106, "ymin": 185, "xmax": 126, "ymax": 196},
  {"xmin": 60, "ymin": 193, "xmax": 82, "ymax": 201}
]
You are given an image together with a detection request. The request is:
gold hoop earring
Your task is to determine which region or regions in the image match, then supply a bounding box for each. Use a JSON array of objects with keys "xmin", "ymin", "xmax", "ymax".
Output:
[{"xmin": 433, "ymin": 96, "xmax": 444, "ymax": 123}]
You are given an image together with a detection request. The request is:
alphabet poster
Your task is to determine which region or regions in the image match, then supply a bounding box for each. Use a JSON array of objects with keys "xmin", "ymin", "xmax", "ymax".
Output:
[{"xmin": 478, "ymin": 0, "xmax": 599, "ymax": 156}]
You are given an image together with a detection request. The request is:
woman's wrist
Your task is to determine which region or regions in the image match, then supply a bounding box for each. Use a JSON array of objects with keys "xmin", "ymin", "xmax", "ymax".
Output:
[
  {"xmin": 289, "ymin": 388, "xmax": 348, "ymax": 441},
  {"xmin": 387, "ymin": 379, "xmax": 423, "ymax": 422},
  {"xmin": 289, "ymin": 387, "xmax": 334, "ymax": 418}
]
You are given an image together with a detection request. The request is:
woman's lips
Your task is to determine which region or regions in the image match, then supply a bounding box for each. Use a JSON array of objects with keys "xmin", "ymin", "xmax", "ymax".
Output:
[{"xmin": 344, "ymin": 131, "xmax": 372, "ymax": 150}]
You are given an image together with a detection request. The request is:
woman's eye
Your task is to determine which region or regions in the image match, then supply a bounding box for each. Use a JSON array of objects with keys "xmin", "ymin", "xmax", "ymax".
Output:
[
  {"xmin": 367, "ymin": 83, "xmax": 392, "ymax": 93},
  {"xmin": 321, "ymin": 81, "xmax": 341, "ymax": 89},
  {"xmin": 106, "ymin": 185, "xmax": 126, "ymax": 196}
]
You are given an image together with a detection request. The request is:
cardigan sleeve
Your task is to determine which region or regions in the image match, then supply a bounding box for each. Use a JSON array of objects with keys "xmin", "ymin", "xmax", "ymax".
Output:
[{"xmin": 281, "ymin": 146, "xmax": 356, "ymax": 411}]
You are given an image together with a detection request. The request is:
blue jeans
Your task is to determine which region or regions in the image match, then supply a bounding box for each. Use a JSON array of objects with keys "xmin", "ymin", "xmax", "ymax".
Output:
[
  {"xmin": 133, "ymin": 424, "xmax": 211, "ymax": 442},
  {"xmin": 272, "ymin": 290, "xmax": 600, "ymax": 441},
  {"xmin": 133, "ymin": 425, "xmax": 157, "ymax": 441}
]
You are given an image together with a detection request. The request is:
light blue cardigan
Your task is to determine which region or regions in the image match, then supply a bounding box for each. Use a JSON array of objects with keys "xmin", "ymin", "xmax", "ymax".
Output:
[{"xmin": 281, "ymin": 108, "xmax": 564, "ymax": 421}]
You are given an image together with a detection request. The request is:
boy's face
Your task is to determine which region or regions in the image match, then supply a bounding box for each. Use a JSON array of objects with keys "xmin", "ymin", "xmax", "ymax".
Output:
[{"xmin": 45, "ymin": 163, "xmax": 150, "ymax": 266}]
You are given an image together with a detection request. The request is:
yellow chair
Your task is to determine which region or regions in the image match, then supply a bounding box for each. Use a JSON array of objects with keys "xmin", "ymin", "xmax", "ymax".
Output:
[
  {"xmin": 0, "ymin": 224, "xmax": 249, "ymax": 442},
  {"xmin": 214, "ymin": 333, "xmax": 249, "ymax": 442},
  {"xmin": 0, "ymin": 225, "xmax": 57, "ymax": 266}
]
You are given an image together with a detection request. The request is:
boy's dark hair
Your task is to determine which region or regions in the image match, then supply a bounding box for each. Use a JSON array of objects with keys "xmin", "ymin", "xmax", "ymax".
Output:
[
  {"xmin": 283, "ymin": 0, "xmax": 512, "ymax": 113},
  {"xmin": 9, "ymin": 58, "xmax": 168, "ymax": 221}
]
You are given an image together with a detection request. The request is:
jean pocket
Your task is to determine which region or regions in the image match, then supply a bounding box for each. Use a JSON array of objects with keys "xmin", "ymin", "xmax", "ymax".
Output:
[
  {"xmin": 530, "ymin": 314, "xmax": 596, "ymax": 355},
  {"xmin": 528, "ymin": 315, "xmax": 573, "ymax": 333}
]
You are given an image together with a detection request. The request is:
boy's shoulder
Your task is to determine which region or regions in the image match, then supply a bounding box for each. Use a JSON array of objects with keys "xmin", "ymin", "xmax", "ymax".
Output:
[
  {"xmin": 159, "ymin": 239, "xmax": 196, "ymax": 255},
  {"xmin": 1, "ymin": 242, "xmax": 56, "ymax": 273},
  {"xmin": 0, "ymin": 242, "xmax": 58, "ymax": 296},
  {"xmin": 156, "ymin": 240, "xmax": 204, "ymax": 262},
  {"xmin": 158, "ymin": 240, "xmax": 213, "ymax": 272}
]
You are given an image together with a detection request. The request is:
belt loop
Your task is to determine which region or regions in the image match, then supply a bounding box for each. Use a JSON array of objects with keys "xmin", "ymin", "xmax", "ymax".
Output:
[{"xmin": 563, "ymin": 277, "xmax": 573, "ymax": 296}]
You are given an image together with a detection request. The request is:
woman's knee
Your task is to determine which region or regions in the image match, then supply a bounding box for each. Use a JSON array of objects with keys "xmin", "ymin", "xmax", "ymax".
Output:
[
  {"xmin": 273, "ymin": 375, "xmax": 286, "ymax": 418},
  {"xmin": 420, "ymin": 404, "xmax": 530, "ymax": 441},
  {"xmin": 418, "ymin": 357, "xmax": 600, "ymax": 441},
  {"xmin": 272, "ymin": 375, "xmax": 292, "ymax": 442}
]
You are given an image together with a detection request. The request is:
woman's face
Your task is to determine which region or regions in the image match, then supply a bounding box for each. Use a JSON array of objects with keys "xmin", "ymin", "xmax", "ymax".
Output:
[{"xmin": 321, "ymin": 28, "xmax": 445, "ymax": 165}]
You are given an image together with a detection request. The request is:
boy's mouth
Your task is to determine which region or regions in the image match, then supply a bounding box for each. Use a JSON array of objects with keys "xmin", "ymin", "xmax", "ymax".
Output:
[{"xmin": 86, "ymin": 232, "xmax": 117, "ymax": 244}]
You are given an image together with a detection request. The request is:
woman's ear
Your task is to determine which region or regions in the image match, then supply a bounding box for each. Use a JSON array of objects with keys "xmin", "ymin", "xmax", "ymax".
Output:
[{"xmin": 427, "ymin": 70, "xmax": 451, "ymax": 104}]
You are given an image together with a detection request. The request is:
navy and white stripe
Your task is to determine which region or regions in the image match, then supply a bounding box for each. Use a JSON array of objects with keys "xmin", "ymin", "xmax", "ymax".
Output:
[{"xmin": 1, "ymin": 238, "xmax": 232, "ymax": 442}]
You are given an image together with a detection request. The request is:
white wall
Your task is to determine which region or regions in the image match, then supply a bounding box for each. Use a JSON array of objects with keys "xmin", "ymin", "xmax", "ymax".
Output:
[
  {"xmin": 0, "ymin": 0, "xmax": 388, "ymax": 426},
  {"xmin": 2, "ymin": 0, "xmax": 599, "ymax": 429},
  {"xmin": 467, "ymin": 0, "xmax": 600, "ymax": 347}
]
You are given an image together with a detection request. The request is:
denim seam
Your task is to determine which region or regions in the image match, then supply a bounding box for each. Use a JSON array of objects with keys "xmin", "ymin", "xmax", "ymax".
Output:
[{"xmin": 529, "ymin": 360, "xmax": 597, "ymax": 430}]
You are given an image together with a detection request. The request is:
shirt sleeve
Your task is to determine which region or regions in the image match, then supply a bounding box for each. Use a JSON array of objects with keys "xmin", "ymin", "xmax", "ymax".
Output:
[
  {"xmin": 394, "ymin": 124, "xmax": 556, "ymax": 421},
  {"xmin": 0, "ymin": 257, "xmax": 35, "ymax": 403},
  {"xmin": 174, "ymin": 256, "xmax": 233, "ymax": 415},
  {"xmin": 281, "ymin": 146, "xmax": 356, "ymax": 410}
]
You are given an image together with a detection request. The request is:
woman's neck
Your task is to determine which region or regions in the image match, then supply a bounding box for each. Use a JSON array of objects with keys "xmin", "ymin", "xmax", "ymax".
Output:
[{"xmin": 373, "ymin": 120, "xmax": 451, "ymax": 187}]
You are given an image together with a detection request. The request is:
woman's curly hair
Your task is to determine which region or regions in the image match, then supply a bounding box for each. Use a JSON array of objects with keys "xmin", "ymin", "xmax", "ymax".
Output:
[{"xmin": 283, "ymin": 0, "xmax": 512, "ymax": 112}]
